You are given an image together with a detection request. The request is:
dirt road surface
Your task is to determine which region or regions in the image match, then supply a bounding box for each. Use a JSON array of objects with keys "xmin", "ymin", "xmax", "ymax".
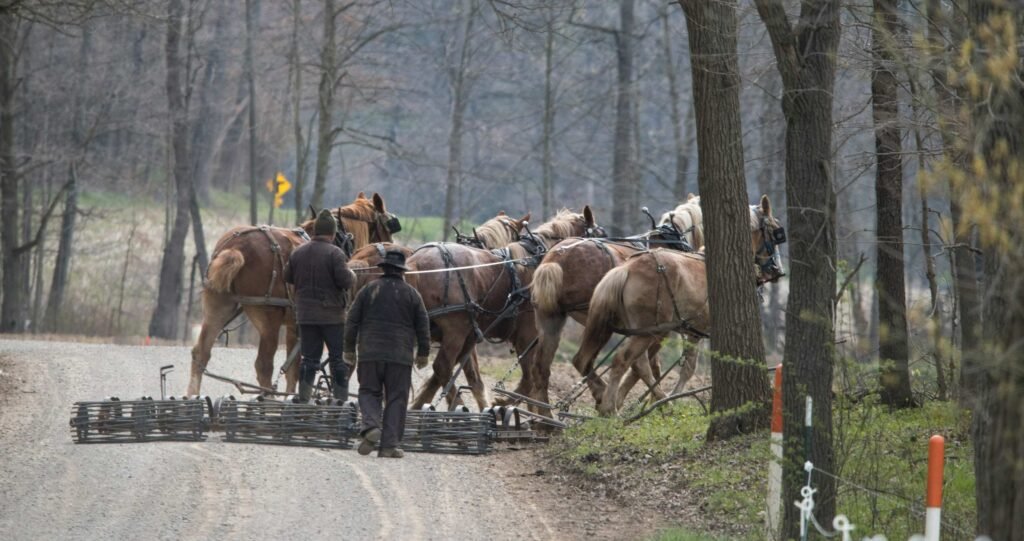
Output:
[{"xmin": 0, "ymin": 339, "xmax": 647, "ymax": 541}]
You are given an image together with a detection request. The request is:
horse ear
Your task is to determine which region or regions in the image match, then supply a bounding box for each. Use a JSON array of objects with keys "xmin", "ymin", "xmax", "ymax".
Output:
[
  {"xmin": 356, "ymin": 191, "xmax": 367, "ymax": 199},
  {"xmin": 308, "ymin": 205, "xmax": 317, "ymax": 220},
  {"xmin": 761, "ymin": 194, "xmax": 772, "ymax": 216},
  {"xmin": 498, "ymin": 210, "xmax": 506, "ymax": 216},
  {"xmin": 687, "ymin": 193, "xmax": 696, "ymax": 201},
  {"xmin": 372, "ymin": 192, "xmax": 386, "ymax": 213},
  {"xmin": 519, "ymin": 213, "xmax": 531, "ymax": 227},
  {"xmin": 583, "ymin": 205, "xmax": 595, "ymax": 227}
]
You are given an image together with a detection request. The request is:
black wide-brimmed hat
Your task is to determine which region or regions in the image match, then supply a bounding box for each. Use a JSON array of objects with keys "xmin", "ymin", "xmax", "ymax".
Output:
[{"xmin": 377, "ymin": 250, "xmax": 409, "ymax": 271}]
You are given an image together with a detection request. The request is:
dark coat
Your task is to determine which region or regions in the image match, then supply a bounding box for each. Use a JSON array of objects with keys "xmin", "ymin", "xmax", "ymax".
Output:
[
  {"xmin": 344, "ymin": 274, "xmax": 430, "ymax": 365},
  {"xmin": 284, "ymin": 236, "xmax": 354, "ymax": 325}
]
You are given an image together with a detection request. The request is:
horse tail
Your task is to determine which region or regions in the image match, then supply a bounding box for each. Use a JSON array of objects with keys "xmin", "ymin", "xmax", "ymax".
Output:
[
  {"xmin": 531, "ymin": 262, "xmax": 563, "ymax": 315},
  {"xmin": 206, "ymin": 249, "xmax": 245, "ymax": 293},
  {"xmin": 570, "ymin": 266, "xmax": 628, "ymax": 374}
]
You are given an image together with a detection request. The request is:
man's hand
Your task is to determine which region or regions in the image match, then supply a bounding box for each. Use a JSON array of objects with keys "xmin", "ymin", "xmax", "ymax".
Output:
[
  {"xmin": 415, "ymin": 355, "xmax": 429, "ymax": 369},
  {"xmin": 342, "ymin": 352, "xmax": 356, "ymax": 369}
]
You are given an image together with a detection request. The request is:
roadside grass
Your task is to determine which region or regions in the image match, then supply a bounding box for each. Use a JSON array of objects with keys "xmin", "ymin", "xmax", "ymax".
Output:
[{"xmin": 548, "ymin": 399, "xmax": 975, "ymax": 540}]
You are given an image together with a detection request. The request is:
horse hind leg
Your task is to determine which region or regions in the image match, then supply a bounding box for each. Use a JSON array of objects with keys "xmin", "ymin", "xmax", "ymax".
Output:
[
  {"xmin": 671, "ymin": 336, "xmax": 701, "ymax": 394},
  {"xmin": 245, "ymin": 306, "xmax": 285, "ymax": 390},
  {"xmin": 628, "ymin": 336, "xmax": 668, "ymax": 406},
  {"xmin": 528, "ymin": 311, "xmax": 567, "ymax": 412},
  {"xmin": 462, "ymin": 349, "xmax": 491, "ymax": 411},
  {"xmin": 411, "ymin": 329, "xmax": 466, "ymax": 410},
  {"xmin": 598, "ymin": 337, "xmax": 649, "ymax": 416},
  {"xmin": 187, "ymin": 291, "xmax": 239, "ymax": 396},
  {"xmin": 616, "ymin": 339, "xmax": 664, "ymax": 407}
]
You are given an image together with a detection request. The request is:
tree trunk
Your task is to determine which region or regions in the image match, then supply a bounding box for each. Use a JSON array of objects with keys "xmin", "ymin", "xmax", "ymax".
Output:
[
  {"xmin": 966, "ymin": 3, "xmax": 1024, "ymax": 538},
  {"xmin": 540, "ymin": 15, "xmax": 555, "ymax": 219},
  {"xmin": 43, "ymin": 165, "xmax": 78, "ymax": 333},
  {"xmin": 149, "ymin": 0, "xmax": 192, "ymax": 340},
  {"xmin": 920, "ymin": 0, "xmax": 980, "ymax": 407},
  {"xmin": 190, "ymin": 0, "xmax": 230, "ymax": 203},
  {"xmin": 0, "ymin": 9, "xmax": 25, "ymax": 333},
  {"xmin": 31, "ymin": 178, "xmax": 49, "ymax": 332},
  {"xmin": 311, "ymin": 0, "xmax": 336, "ymax": 211},
  {"xmin": 752, "ymin": 0, "xmax": 842, "ymax": 536},
  {"xmin": 291, "ymin": 0, "xmax": 307, "ymax": 223},
  {"xmin": 678, "ymin": 0, "xmax": 770, "ymax": 441},
  {"xmin": 662, "ymin": 4, "xmax": 690, "ymax": 202},
  {"xmin": 610, "ymin": 0, "xmax": 636, "ymax": 237},
  {"xmin": 245, "ymin": 0, "xmax": 259, "ymax": 225},
  {"xmin": 872, "ymin": 0, "xmax": 913, "ymax": 408},
  {"xmin": 442, "ymin": 0, "xmax": 476, "ymax": 241}
]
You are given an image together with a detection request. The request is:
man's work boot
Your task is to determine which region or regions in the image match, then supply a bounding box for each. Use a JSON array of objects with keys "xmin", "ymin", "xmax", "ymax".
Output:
[
  {"xmin": 295, "ymin": 381, "xmax": 314, "ymax": 403},
  {"xmin": 378, "ymin": 448, "xmax": 404, "ymax": 459},
  {"xmin": 358, "ymin": 428, "xmax": 381, "ymax": 456}
]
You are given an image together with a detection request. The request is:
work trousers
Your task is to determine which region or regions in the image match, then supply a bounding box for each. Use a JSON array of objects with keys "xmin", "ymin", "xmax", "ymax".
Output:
[
  {"xmin": 357, "ymin": 361, "xmax": 412, "ymax": 449},
  {"xmin": 299, "ymin": 323, "xmax": 348, "ymax": 397}
]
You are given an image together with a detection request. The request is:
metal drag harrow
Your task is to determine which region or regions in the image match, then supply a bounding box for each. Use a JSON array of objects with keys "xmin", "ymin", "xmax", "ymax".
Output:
[
  {"xmin": 70, "ymin": 397, "xmax": 209, "ymax": 443},
  {"xmin": 217, "ymin": 396, "xmax": 359, "ymax": 449},
  {"xmin": 400, "ymin": 408, "xmax": 497, "ymax": 455}
]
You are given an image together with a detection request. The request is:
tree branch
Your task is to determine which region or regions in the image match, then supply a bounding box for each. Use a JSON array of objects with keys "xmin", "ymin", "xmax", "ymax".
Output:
[
  {"xmin": 750, "ymin": 0, "xmax": 799, "ymax": 87},
  {"xmin": 12, "ymin": 165, "xmax": 74, "ymax": 257}
]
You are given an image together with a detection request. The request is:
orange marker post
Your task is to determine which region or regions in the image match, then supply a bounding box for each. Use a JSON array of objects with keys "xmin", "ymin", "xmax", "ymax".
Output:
[
  {"xmin": 766, "ymin": 364, "xmax": 783, "ymax": 539},
  {"xmin": 925, "ymin": 434, "xmax": 944, "ymax": 541}
]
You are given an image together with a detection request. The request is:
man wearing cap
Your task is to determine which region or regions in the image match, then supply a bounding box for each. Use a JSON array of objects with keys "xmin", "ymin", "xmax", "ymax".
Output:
[
  {"xmin": 284, "ymin": 209, "xmax": 355, "ymax": 402},
  {"xmin": 344, "ymin": 250, "xmax": 430, "ymax": 458}
]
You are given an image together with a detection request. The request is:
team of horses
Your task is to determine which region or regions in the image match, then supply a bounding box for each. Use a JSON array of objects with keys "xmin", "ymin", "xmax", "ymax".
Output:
[{"xmin": 187, "ymin": 191, "xmax": 786, "ymax": 417}]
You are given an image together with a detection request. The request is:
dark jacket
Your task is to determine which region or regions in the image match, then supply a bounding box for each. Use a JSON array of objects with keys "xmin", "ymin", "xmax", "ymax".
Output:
[
  {"xmin": 344, "ymin": 274, "xmax": 430, "ymax": 365},
  {"xmin": 284, "ymin": 237, "xmax": 354, "ymax": 325}
]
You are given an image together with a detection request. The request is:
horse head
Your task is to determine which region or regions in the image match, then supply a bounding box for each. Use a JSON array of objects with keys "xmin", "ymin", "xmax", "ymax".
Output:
[{"xmin": 750, "ymin": 194, "xmax": 786, "ymax": 284}]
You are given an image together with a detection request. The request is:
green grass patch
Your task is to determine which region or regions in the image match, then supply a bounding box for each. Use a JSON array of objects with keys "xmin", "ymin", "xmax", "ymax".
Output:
[
  {"xmin": 550, "ymin": 399, "xmax": 975, "ymax": 539},
  {"xmin": 649, "ymin": 528, "xmax": 731, "ymax": 541}
]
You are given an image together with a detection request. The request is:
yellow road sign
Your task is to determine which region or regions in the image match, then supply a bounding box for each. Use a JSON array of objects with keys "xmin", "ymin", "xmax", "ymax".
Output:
[{"xmin": 265, "ymin": 172, "xmax": 292, "ymax": 208}]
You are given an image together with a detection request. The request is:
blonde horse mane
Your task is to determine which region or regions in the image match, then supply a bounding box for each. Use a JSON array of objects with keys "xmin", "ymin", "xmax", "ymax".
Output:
[
  {"xmin": 299, "ymin": 194, "xmax": 383, "ymax": 250},
  {"xmin": 334, "ymin": 196, "xmax": 377, "ymax": 249},
  {"xmin": 474, "ymin": 216, "xmax": 522, "ymax": 249},
  {"xmin": 506, "ymin": 208, "xmax": 584, "ymax": 259},
  {"xmin": 660, "ymin": 195, "xmax": 705, "ymax": 250}
]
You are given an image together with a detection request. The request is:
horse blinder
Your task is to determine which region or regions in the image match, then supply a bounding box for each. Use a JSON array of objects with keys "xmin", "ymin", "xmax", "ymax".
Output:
[{"xmin": 385, "ymin": 214, "xmax": 402, "ymax": 234}]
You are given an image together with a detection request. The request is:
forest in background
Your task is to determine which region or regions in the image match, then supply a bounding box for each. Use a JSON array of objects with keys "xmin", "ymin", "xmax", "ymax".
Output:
[
  {"xmin": 0, "ymin": 1, "xmax": 940, "ymax": 351},
  {"xmin": 3, "ymin": 1, "xmax": 1024, "ymax": 537}
]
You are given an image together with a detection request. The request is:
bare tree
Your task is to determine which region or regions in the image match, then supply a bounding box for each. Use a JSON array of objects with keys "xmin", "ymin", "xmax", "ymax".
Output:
[
  {"xmin": 752, "ymin": 0, "xmax": 842, "ymax": 536},
  {"xmin": 661, "ymin": 3, "xmax": 691, "ymax": 202},
  {"xmin": 965, "ymin": 2, "xmax": 1024, "ymax": 537},
  {"xmin": 872, "ymin": 0, "xmax": 913, "ymax": 407},
  {"xmin": 442, "ymin": 0, "xmax": 479, "ymax": 240},
  {"xmin": 245, "ymin": 0, "xmax": 259, "ymax": 224},
  {"xmin": 677, "ymin": 0, "xmax": 771, "ymax": 440},
  {"xmin": 149, "ymin": 0, "xmax": 194, "ymax": 339}
]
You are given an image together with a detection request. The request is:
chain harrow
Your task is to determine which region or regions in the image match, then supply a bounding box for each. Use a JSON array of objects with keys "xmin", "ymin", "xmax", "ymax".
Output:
[
  {"xmin": 218, "ymin": 396, "xmax": 359, "ymax": 449},
  {"xmin": 70, "ymin": 397, "xmax": 208, "ymax": 443}
]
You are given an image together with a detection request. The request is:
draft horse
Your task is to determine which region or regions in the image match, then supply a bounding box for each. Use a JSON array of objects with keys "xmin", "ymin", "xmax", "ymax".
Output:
[
  {"xmin": 186, "ymin": 192, "xmax": 399, "ymax": 396},
  {"xmin": 528, "ymin": 195, "xmax": 704, "ymax": 413},
  {"xmin": 407, "ymin": 208, "xmax": 601, "ymax": 411},
  {"xmin": 572, "ymin": 195, "xmax": 786, "ymax": 415}
]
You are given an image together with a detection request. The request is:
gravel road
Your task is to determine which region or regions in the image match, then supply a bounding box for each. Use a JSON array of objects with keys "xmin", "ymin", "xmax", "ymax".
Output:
[{"xmin": 0, "ymin": 339, "xmax": 639, "ymax": 541}]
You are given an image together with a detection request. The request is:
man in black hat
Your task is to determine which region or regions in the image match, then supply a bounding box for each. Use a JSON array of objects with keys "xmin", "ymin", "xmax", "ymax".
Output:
[
  {"xmin": 344, "ymin": 249, "xmax": 429, "ymax": 458},
  {"xmin": 284, "ymin": 209, "xmax": 354, "ymax": 402}
]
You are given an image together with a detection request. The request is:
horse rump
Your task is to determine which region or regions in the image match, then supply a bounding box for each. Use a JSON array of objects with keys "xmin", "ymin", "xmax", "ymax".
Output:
[
  {"xmin": 531, "ymin": 262, "xmax": 563, "ymax": 314},
  {"xmin": 206, "ymin": 249, "xmax": 245, "ymax": 293}
]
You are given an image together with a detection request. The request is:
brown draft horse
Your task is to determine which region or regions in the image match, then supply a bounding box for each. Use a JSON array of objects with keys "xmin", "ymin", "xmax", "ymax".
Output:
[
  {"xmin": 406, "ymin": 208, "xmax": 600, "ymax": 411},
  {"xmin": 571, "ymin": 196, "xmax": 786, "ymax": 415},
  {"xmin": 344, "ymin": 213, "xmax": 530, "ymax": 411},
  {"xmin": 528, "ymin": 195, "xmax": 705, "ymax": 413},
  {"xmin": 186, "ymin": 192, "xmax": 399, "ymax": 396}
]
